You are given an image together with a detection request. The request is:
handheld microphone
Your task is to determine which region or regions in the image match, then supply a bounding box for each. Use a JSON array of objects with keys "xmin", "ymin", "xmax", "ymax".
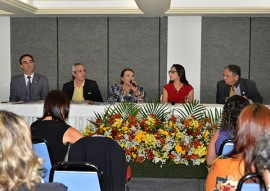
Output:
[{"xmin": 130, "ymin": 80, "xmax": 137, "ymax": 87}]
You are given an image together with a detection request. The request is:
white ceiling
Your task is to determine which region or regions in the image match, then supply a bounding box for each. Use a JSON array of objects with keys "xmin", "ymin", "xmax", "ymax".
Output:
[{"xmin": 1, "ymin": 0, "xmax": 270, "ymax": 17}]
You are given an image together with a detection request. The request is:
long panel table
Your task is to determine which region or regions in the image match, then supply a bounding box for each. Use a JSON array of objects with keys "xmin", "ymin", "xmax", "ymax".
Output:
[{"xmin": 0, "ymin": 101, "xmax": 224, "ymax": 131}]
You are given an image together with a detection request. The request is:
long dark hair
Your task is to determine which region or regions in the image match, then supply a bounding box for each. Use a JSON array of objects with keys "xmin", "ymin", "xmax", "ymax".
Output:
[
  {"xmin": 41, "ymin": 90, "xmax": 70, "ymax": 121},
  {"xmin": 220, "ymin": 95, "xmax": 249, "ymax": 136},
  {"xmin": 169, "ymin": 64, "xmax": 189, "ymax": 85}
]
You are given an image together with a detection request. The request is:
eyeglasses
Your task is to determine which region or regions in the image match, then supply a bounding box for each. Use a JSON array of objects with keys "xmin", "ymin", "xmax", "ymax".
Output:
[
  {"xmin": 74, "ymin": 69, "xmax": 86, "ymax": 73},
  {"xmin": 168, "ymin": 70, "xmax": 177, "ymax": 74}
]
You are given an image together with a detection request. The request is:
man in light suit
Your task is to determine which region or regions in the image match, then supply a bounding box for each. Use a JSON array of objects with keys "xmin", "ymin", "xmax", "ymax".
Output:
[
  {"xmin": 216, "ymin": 64, "xmax": 263, "ymax": 104},
  {"xmin": 62, "ymin": 63, "xmax": 103, "ymax": 102},
  {"xmin": 9, "ymin": 54, "xmax": 49, "ymax": 102}
]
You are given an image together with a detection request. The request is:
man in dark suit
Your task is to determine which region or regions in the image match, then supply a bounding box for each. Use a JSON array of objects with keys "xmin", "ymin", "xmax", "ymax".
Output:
[
  {"xmin": 216, "ymin": 64, "xmax": 263, "ymax": 104},
  {"xmin": 62, "ymin": 63, "xmax": 103, "ymax": 102},
  {"xmin": 9, "ymin": 54, "xmax": 49, "ymax": 102}
]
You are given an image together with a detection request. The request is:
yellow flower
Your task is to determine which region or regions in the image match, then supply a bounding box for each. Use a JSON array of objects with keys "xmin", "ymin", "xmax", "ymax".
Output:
[
  {"xmin": 175, "ymin": 145, "xmax": 185, "ymax": 154},
  {"xmin": 122, "ymin": 126, "xmax": 129, "ymax": 131},
  {"xmin": 189, "ymin": 119, "xmax": 199, "ymax": 128},
  {"xmin": 192, "ymin": 145, "xmax": 207, "ymax": 157},
  {"xmin": 132, "ymin": 152, "xmax": 137, "ymax": 158},
  {"xmin": 169, "ymin": 121, "xmax": 173, "ymax": 127},
  {"xmin": 203, "ymin": 130, "xmax": 210, "ymax": 140},
  {"xmin": 144, "ymin": 134, "xmax": 156, "ymax": 147},
  {"xmin": 134, "ymin": 131, "xmax": 146, "ymax": 143},
  {"xmin": 159, "ymin": 129, "xmax": 169, "ymax": 138},
  {"xmin": 146, "ymin": 116, "xmax": 156, "ymax": 127},
  {"xmin": 112, "ymin": 118, "xmax": 123, "ymax": 128}
]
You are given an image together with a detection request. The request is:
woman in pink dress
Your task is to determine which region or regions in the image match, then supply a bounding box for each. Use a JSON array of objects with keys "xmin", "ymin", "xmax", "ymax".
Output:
[{"xmin": 162, "ymin": 64, "xmax": 194, "ymax": 104}]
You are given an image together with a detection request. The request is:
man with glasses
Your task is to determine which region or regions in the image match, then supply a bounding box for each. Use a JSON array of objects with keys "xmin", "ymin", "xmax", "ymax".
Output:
[
  {"xmin": 216, "ymin": 64, "xmax": 263, "ymax": 104},
  {"xmin": 62, "ymin": 63, "xmax": 103, "ymax": 102},
  {"xmin": 9, "ymin": 54, "xmax": 49, "ymax": 102}
]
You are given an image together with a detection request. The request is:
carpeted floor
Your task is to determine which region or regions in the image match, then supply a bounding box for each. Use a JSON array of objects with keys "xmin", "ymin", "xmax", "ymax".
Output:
[{"xmin": 127, "ymin": 178, "xmax": 206, "ymax": 191}]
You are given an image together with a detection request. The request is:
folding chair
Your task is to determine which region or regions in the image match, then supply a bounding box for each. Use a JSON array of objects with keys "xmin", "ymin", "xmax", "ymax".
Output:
[
  {"xmin": 218, "ymin": 139, "xmax": 234, "ymax": 156},
  {"xmin": 236, "ymin": 173, "xmax": 266, "ymax": 191},
  {"xmin": 49, "ymin": 161, "xmax": 103, "ymax": 191},
  {"xmin": 32, "ymin": 136, "xmax": 54, "ymax": 182},
  {"xmin": 68, "ymin": 136, "xmax": 127, "ymax": 191}
]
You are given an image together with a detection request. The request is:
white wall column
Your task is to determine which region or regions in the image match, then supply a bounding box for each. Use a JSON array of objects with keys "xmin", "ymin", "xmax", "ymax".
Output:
[
  {"xmin": 0, "ymin": 17, "xmax": 11, "ymax": 102},
  {"xmin": 167, "ymin": 16, "xmax": 202, "ymax": 101}
]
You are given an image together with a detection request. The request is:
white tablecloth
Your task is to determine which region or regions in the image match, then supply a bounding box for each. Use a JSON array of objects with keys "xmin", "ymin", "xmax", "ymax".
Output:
[{"xmin": 0, "ymin": 102, "xmax": 224, "ymax": 131}]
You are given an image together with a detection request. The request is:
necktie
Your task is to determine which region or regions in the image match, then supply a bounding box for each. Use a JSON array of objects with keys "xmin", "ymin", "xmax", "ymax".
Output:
[
  {"xmin": 229, "ymin": 85, "xmax": 234, "ymax": 97},
  {"xmin": 26, "ymin": 76, "xmax": 32, "ymax": 101}
]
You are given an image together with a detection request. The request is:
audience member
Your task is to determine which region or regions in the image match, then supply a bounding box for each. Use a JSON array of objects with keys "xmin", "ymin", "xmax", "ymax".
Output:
[
  {"xmin": 9, "ymin": 54, "xmax": 49, "ymax": 102},
  {"xmin": 255, "ymin": 132, "xmax": 270, "ymax": 191},
  {"xmin": 206, "ymin": 95, "xmax": 249, "ymax": 166},
  {"xmin": 216, "ymin": 64, "xmax": 263, "ymax": 104},
  {"xmin": 162, "ymin": 64, "xmax": 193, "ymax": 103},
  {"xmin": 107, "ymin": 68, "xmax": 146, "ymax": 102},
  {"xmin": 31, "ymin": 90, "xmax": 83, "ymax": 163},
  {"xmin": 205, "ymin": 104, "xmax": 270, "ymax": 191},
  {"xmin": 62, "ymin": 63, "xmax": 103, "ymax": 102},
  {"xmin": 0, "ymin": 110, "xmax": 67, "ymax": 191}
]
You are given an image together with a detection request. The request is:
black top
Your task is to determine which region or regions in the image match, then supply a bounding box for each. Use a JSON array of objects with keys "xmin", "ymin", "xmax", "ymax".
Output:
[
  {"xmin": 62, "ymin": 79, "xmax": 103, "ymax": 102},
  {"xmin": 31, "ymin": 120, "xmax": 70, "ymax": 163}
]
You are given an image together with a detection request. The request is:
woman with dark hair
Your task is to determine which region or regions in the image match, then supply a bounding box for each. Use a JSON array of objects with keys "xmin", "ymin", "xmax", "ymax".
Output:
[
  {"xmin": 206, "ymin": 95, "xmax": 249, "ymax": 166},
  {"xmin": 31, "ymin": 90, "xmax": 83, "ymax": 163},
  {"xmin": 162, "ymin": 64, "xmax": 193, "ymax": 103},
  {"xmin": 205, "ymin": 104, "xmax": 270, "ymax": 191},
  {"xmin": 107, "ymin": 68, "xmax": 146, "ymax": 102}
]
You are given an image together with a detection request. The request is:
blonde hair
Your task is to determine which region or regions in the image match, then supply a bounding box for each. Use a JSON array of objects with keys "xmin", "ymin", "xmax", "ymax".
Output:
[{"xmin": 0, "ymin": 110, "xmax": 41, "ymax": 191}]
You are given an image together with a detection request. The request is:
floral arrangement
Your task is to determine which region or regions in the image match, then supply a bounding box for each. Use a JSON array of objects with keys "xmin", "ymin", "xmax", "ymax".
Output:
[{"xmin": 82, "ymin": 101, "xmax": 220, "ymax": 166}]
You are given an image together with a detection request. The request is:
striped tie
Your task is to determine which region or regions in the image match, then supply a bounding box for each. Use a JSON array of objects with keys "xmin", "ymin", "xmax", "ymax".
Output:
[{"xmin": 26, "ymin": 76, "xmax": 32, "ymax": 101}]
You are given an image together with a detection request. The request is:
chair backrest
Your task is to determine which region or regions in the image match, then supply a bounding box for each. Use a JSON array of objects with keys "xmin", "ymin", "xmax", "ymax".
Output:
[
  {"xmin": 49, "ymin": 161, "xmax": 102, "ymax": 191},
  {"xmin": 68, "ymin": 136, "xmax": 127, "ymax": 191},
  {"xmin": 32, "ymin": 136, "xmax": 53, "ymax": 182},
  {"xmin": 236, "ymin": 173, "xmax": 266, "ymax": 191},
  {"xmin": 218, "ymin": 139, "xmax": 234, "ymax": 156}
]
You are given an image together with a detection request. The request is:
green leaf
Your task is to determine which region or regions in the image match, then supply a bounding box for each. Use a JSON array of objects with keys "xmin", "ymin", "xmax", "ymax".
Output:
[
  {"xmin": 140, "ymin": 102, "xmax": 170, "ymax": 121},
  {"xmin": 174, "ymin": 100, "xmax": 206, "ymax": 120},
  {"xmin": 204, "ymin": 108, "xmax": 222, "ymax": 126}
]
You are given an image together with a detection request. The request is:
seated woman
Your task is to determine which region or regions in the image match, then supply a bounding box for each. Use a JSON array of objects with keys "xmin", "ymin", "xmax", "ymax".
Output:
[
  {"xmin": 255, "ymin": 132, "xmax": 270, "ymax": 191},
  {"xmin": 31, "ymin": 90, "xmax": 83, "ymax": 163},
  {"xmin": 0, "ymin": 110, "xmax": 67, "ymax": 191},
  {"xmin": 206, "ymin": 95, "xmax": 249, "ymax": 166},
  {"xmin": 107, "ymin": 68, "xmax": 146, "ymax": 102},
  {"xmin": 162, "ymin": 64, "xmax": 194, "ymax": 103},
  {"xmin": 205, "ymin": 104, "xmax": 270, "ymax": 191}
]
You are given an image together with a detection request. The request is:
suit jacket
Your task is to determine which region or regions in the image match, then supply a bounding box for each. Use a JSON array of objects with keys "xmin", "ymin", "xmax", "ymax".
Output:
[
  {"xmin": 62, "ymin": 79, "xmax": 103, "ymax": 102},
  {"xmin": 9, "ymin": 74, "xmax": 49, "ymax": 102},
  {"xmin": 216, "ymin": 78, "xmax": 263, "ymax": 104}
]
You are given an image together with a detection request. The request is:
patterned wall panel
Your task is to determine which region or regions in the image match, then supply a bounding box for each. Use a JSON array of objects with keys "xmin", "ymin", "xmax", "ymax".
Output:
[
  {"xmin": 250, "ymin": 17, "xmax": 270, "ymax": 104},
  {"xmin": 108, "ymin": 17, "xmax": 167, "ymax": 101},
  {"xmin": 57, "ymin": 17, "xmax": 108, "ymax": 100},
  {"xmin": 11, "ymin": 17, "xmax": 58, "ymax": 90},
  {"xmin": 201, "ymin": 17, "xmax": 250, "ymax": 103}
]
